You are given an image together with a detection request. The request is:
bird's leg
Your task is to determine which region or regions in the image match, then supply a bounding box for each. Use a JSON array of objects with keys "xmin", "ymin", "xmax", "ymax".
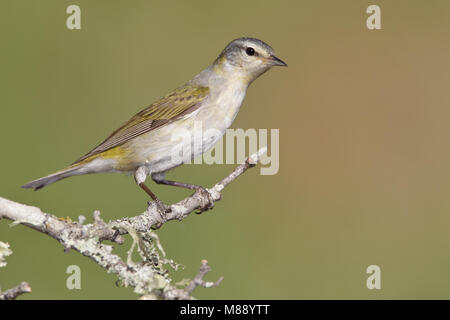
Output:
[
  {"xmin": 135, "ymin": 166, "xmax": 171, "ymax": 224},
  {"xmin": 151, "ymin": 172, "xmax": 214, "ymax": 213},
  {"xmin": 138, "ymin": 182, "xmax": 157, "ymax": 201}
]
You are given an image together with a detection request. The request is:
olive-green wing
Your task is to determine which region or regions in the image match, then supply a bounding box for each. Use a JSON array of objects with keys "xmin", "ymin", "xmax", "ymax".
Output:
[{"xmin": 73, "ymin": 84, "xmax": 209, "ymax": 164}]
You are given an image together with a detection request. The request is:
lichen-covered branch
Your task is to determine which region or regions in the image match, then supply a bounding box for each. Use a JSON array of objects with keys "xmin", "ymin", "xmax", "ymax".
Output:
[
  {"xmin": 0, "ymin": 148, "xmax": 267, "ymax": 299},
  {"xmin": 0, "ymin": 242, "xmax": 31, "ymax": 300},
  {"xmin": 0, "ymin": 282, "xmax": 32, "ymax": 300}
]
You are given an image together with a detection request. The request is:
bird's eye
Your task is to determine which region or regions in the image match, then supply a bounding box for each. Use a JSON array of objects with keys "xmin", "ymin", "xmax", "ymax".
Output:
[{"xmin": 245, "ymin": 47, "xmax": 255, "ymax": 56}]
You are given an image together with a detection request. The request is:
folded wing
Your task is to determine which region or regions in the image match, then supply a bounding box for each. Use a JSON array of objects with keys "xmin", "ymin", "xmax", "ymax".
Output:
[{"xmin": 73, "ymin": 84, "xmax": 209, "ymax": 164}]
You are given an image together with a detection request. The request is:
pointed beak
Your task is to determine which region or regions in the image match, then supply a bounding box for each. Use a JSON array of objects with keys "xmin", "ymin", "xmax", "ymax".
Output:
[{"xmin": 269, "ymin": 54, "xmax": 288, "ymax": 67}]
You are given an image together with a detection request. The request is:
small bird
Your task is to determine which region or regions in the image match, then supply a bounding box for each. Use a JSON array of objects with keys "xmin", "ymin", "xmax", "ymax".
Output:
[{"xmin": 22, "ymin": 37, "xmax": 287, "ymax": 211}]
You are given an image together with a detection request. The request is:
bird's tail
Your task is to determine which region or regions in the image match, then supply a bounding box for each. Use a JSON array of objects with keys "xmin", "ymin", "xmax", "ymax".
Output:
[{"xmin": 21, "ymin": 165, "xmax": 84, "ymax": 191}]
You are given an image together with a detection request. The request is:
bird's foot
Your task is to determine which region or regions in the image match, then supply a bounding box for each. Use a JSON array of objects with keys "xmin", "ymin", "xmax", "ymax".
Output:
[
  {"xmin": 147, "ymin": 198, "xmax": 171, "ymax": 230},
  {"xmin": 194, "ymin": 186, "xmax": 215, "ymax": 214}
]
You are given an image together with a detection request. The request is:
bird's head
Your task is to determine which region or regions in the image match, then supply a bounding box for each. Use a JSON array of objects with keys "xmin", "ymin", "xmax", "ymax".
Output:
[{"xmin": 213, "ymin": 37, "xmax": 287, "ymax": 85}]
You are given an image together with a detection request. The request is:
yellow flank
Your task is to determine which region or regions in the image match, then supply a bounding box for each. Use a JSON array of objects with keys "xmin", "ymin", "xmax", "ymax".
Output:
[
  {"xmin": 100, "ymin": 145, "xmax": 130, "ymax": 159},
  {"xmin": 70, "ymin": 145, "xmax": 131, "ymax": 168}
]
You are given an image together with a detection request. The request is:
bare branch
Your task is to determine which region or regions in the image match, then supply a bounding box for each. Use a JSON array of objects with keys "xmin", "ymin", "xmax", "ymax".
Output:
[
  {"xmin": 0, "ymin": 282, "xmax": 32, "ymax": 300},
  {"xmin": 158, "ymin": 260, "xmax": 224, "ymax": 300},
  {"xmin": 0, "ymin": 148, "xmax": 266, "ymax": 299},
  {"xmin": 185, "ymin": 260, "xmax": 224, "ymax": 295}
]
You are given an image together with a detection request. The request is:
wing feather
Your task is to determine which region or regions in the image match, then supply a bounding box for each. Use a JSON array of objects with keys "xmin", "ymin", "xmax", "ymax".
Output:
[{"xmin": 73, "ymin": 84, "xmax": 209, "ymax": 164}]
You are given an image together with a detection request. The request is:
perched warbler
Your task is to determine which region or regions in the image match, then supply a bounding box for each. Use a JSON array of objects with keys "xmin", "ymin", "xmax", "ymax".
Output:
[{"xmin": 22, "ymin": 37, "xmax": 287, "ymax": 210}]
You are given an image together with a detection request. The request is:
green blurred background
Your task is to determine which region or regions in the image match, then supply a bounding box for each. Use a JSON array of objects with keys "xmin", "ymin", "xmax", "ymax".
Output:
[{"xmin": 1, "ymin": 0, "xmax": 450, "ymax": 299}]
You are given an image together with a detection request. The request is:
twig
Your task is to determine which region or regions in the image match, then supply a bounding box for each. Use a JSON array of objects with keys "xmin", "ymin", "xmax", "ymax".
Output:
[
  {"xmin": 0, "ymin": 282, "xmax": 32, "ymax": 300},
  {"xmin": 185, "ymin": 260, "xmax": 224, "ymax": 295}
]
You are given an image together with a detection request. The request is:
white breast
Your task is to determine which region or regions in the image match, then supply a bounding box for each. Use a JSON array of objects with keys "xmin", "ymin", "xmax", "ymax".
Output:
[{"xmin": 193, "ymin": 81, "xmax": 247, "ymax": 154}]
